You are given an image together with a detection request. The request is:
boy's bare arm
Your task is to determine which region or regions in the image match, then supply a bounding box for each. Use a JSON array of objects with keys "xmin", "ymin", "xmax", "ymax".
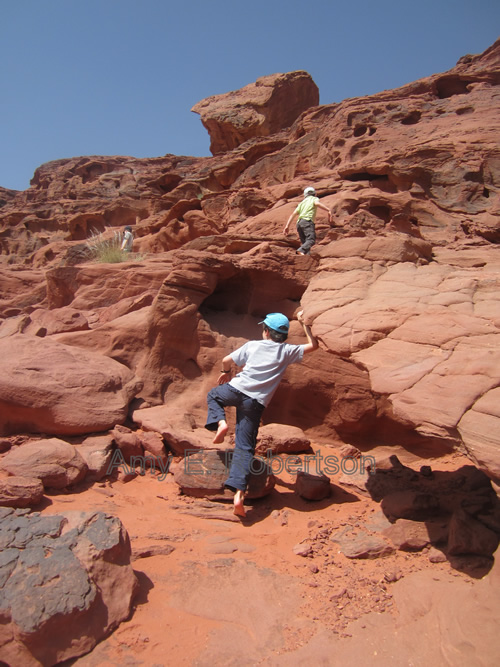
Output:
[
  {"xmin": 317, "ymin": 202, "xmax": 333, "ymax": 223},
  {"xmin": 283, "ymin": 211, "xmax": 296, "ymax": 235},
  {"xmin": 217, "ymin": 354, "xmax": 233, "ymax": 384},
  {"xmin": 297, "ymin": 310, "xmax": 319, "ymax": 354}
]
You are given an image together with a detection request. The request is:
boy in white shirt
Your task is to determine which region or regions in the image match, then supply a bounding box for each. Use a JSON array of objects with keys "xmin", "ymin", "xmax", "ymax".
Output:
[{"xmin": 205, "ymin": 310, "xmax": 318, "ymax": 517}]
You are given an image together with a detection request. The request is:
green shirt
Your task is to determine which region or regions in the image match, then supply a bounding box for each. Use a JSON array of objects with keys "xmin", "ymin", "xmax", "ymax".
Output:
[{"xmin": 295, "ymin": 195, "xmax": 320, "ymax": 222}]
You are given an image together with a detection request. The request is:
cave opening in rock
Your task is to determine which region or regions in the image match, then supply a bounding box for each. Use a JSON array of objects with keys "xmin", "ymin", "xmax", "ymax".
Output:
[
  {"xmin": 368, "ymin": 205, "xmax": 392, "ymax": 223},
  {"xmin": 401, "ymin": 110, "xmax": 422, "ymax": 125},
  {"xmin": 343, "ymin": 173, "xmax": 390, "ymax": 183},
  {"xmin": 435, "ymin": 76, "xmax": 473, "ymax": 99}
]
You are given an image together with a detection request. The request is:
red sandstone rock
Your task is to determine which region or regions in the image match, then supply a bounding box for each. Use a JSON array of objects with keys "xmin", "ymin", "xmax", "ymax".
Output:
[
  {"xmin": 131, "ymin": 404, "xmax": 225, "ymax": 456},
  {"xmin": 170, "ymin": 449, "xmax": 275, "ymax": 499},
  {"xmin": 111, "ymin": 424, "xmax": 143, "ymax": 462},
  {"xmin": 255, "ymin": 423, "xmax": 312, "ymax": 456},
  {"xmin": 381, "ymin": 490, "xmax": 441, "ymax": 522},
  {"xmin": 73, "ymin": 433, "xmax": 115, "ymax": 481},
  {"xmin": 0, "ymin": 438, "xmax": 87, "ymax": 489},
  {"xmin": 25, "ymin": 306, "xmax": 89, "ymax": 335},
  {"xmin": 0, "ymin": 267, "xmax": 47, "ymax": 316},
  {"xmin": 191, "ymin": 71, "xmax": 319, "ymax": 154},
  {"xmin": 0, "ymin": 334, "xmax": 142, "ymax": 436},
  {"xmin": 136, "ymin": 430, "xmax": 169, "ymax": 464},
  {"xmin": 458, "ymin": 386, "xmax": 500, "ymax": 479},
  {"xmin": 447, "ymin": 507, "xmax": 499, "ymax": 557},
  {"xmin": 0, "ymin": 476, "xmax": 44, "ymax": 508},
  {"xmin": 295, "ymin": 471, "xmax": 331, "ymax": 501},
  {"xmin": 383, "ymin": 518, "xmax": 448, "ymax": 551}
]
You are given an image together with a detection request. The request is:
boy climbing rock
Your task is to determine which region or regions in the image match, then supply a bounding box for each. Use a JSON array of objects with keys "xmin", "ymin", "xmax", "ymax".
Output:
[
  {"xmin": 283, "ymin": 186, "xmax": 332, "ymax": 255},
  {"xmin": 205, "ymin": 310, "xmax": 318, "ymax": 517}
]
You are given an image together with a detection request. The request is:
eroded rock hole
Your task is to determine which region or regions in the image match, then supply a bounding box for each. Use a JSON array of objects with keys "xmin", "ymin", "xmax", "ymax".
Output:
[
  {"xmin": 202, "ymin": 275, "xmax": 253, "ymax": 315},
  {"xmin": 368, "ymin": 205, "xmax": 391, "ymax": 223},
  {"xmin": 401, "ymin": 111, "xmax": 422, "ymax": 125},
  {"xmin": 344, "ymin": 173, "xmax": 390, "ymax": 183},
  {"xmin": 149, "ymin": 173, "xmax": 182, "ymax": 194},
  {"xmin": 436, "ymin": 76, "xmax": 473, "ymax": 99},
  {"xmin": 456, "ymin": 106, "xmax": 474, "ymax": 115}
]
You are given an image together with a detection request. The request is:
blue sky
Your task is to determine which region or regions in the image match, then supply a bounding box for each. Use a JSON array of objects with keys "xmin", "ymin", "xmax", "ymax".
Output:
[{"xmin": 1, "ymin": 1, "xmax": 499, "ymax": 191}]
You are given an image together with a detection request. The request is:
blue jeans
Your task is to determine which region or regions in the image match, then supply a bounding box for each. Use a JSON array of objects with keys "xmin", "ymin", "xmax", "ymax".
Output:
[
  {"xmin": 205, "ymin": 384, "xmax": 265, "ymax": 492},
  {"xmin": 297, "ymin": 218, "xmax": 316, "ymax": 254}
]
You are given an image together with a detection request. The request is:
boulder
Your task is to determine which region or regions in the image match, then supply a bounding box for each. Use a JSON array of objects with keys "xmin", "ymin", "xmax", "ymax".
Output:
[
  {"xmin": 0, "ymin": 438, "xmax": 87, "ymax": 489},
  {"xmin": 383, "ymin": 518, "xmax": 448, "ymax": 551},
  {"xmin": 255, "ymin": 423, "xmax": 312, "ymax": 456},
  {"xmin": 0, "ymin": 476, "xmax": 44, "ymax": 508},
  {"xmin": 132, "ymin": 405, "xmax": 228, "ymax": 456},
  {"xmin": 0, "ymin": 334, "xmax": 142, "ymax": 436},
  {"xmin": 331, "ymin": 528, "xmax": 394, "ymax": 559},
  {"xmin": 458, "ymin": 387, "xmax": 500, "ymax": 480},
  {"xmin": 136, "ymin": 430, "xmax": 169, "ymax": 465},
  {"xmin": 381, "ymin": 490, "xmax": 441, "ymax": 522},
  {"xmin": 171, "ymin": 449, "xmax": 275, "ymax": 499},
  {"xmin": 295, "ymin": 471, "xmax": 331, "ymax": 501},
  {"xmin": 73, "ymin": 434, "xmax": 115, "ymax": 482},
  {"xmin": 192, "ymin": 71, "xmax": 319, "ymax": 154},
  {"xmin": 447, "ymin": 508, "xmax": 500, "ymax": 557},
  {"xmin": 111, "ymin": 424, "xmax": 144, "ymax": 462},
  {"xmin": 0, "ymin": 508, "xmax": 138, "ymax": 666}
]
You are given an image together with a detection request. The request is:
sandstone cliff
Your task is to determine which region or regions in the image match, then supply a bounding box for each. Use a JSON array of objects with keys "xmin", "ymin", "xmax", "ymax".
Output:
[{"xmin": 1, "ymin": 43, "xmax": 498, "ymax": 482}]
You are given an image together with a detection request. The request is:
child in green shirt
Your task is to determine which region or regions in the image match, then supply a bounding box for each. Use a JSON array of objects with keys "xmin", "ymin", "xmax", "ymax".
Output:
[{"xmin": 283, "ymin": 186, "xmax": 332, "ymax": 255}]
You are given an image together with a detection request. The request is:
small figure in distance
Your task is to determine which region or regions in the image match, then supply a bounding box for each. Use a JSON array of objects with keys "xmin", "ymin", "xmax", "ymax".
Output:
[
  {"xmin": 121, "ymin": 225, "xmax": 134, "ymax": 253},
  {"xmin": 283, "ymin": 186, "xmax": 333, "ymax": 255},
  {"xmin": 205, "ymin": 310, "xmax": 318, "ymax": 518}
]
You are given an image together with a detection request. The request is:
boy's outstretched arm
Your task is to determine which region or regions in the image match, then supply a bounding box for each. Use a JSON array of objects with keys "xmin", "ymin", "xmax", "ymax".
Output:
[
  {"xmin": 297, "ymin": 310, "xmax": 319, "ymax": 354},
  {"xmin": 283, "ymin": 211, "xmax": 296, "ymax": 235},
  {"xmin": 317, "ymin": 202, "xmax": 333, "ymax": 224}
]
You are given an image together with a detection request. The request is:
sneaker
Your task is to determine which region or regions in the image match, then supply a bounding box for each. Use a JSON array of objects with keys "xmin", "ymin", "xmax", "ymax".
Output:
[{"xmin": 296, "ymin": 250, "xmax": 306, "ymax": 255}]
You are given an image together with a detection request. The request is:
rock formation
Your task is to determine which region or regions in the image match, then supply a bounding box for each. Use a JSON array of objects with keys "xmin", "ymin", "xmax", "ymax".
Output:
[
  {"xmin": 191, "ymin": 71, "xmax": 319, "ymax": 154},
  {"xmin": 1, "ymin": 43, "xmax": 498, "ymax": 479},
  {"xmin": 0, "ymin": 509, "xmax": 137, "ymax": 665}
]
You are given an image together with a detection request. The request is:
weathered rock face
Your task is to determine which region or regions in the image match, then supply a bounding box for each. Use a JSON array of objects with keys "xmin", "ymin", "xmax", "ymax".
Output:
[
  {"xmin": 0, "ymin": 508, "xmax": 138, "ymax": 666},
  {"xmin": 0, "ymin": 335, "xmax": 142, "ymax": 435},
  {"xmin": 192, "ymin": 71, "xmax": 319, "ymax": 155},
  {"xmin": 0, "ymin": 40, "xmax": 499, "ymax": 482},
  {"xmin": 306, "ymin": 240, "xmax": 500, "ymax": 449}
]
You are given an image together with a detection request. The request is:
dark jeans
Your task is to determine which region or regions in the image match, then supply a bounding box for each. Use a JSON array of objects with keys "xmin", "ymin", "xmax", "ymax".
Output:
[
  {"xmin": 297, "ymin": 218, "xmax": 316, "ymax": 254},
  {"xmin": 205, "ymin": 384, "xmax": 265, "ymax": 492}
]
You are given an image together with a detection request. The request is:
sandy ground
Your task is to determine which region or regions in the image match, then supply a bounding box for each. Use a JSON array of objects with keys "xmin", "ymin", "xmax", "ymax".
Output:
[{"xmin": 37, "ymin": 442, "xmax": 499, "ymax": 667}]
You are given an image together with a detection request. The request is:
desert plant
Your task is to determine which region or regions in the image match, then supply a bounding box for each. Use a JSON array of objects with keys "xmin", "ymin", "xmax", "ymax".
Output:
[{"xmin": 85, "ymin": 228, "xmax": 129, "ymax": 263}]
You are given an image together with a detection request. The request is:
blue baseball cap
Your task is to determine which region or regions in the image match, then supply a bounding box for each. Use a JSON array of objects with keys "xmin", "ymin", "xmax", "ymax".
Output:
[{"xmin": 259, "ymin": 313, "xmax": 290, "ymax": 334}]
